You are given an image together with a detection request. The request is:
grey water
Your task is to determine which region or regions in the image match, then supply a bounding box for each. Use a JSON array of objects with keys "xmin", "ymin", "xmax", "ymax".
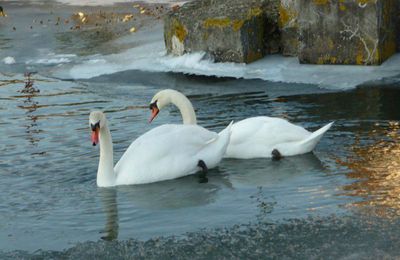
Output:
[{"xmin": 1, "ymin": 1, "xmax": 400, "ymax": 259}]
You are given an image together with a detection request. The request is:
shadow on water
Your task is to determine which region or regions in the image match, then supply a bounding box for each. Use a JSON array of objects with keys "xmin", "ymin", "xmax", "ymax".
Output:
[{"xmin": 282, "ymin": 84, "xmax": 400, "ymax": 121}]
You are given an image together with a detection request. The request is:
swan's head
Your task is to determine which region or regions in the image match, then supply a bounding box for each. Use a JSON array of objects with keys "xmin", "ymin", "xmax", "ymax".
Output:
[
  {"xmin": 148, "ymin": 89, "xmax": 172, "ymax": 123},
  {"xmin": 89, "ymin": 111, "xmax": 106, "ymax": 146}
]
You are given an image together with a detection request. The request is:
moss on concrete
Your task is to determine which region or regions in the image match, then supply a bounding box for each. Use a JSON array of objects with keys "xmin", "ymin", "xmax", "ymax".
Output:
[{"xmin": 203, "ymin": 18, "xmax": 232, "ymax": 29}]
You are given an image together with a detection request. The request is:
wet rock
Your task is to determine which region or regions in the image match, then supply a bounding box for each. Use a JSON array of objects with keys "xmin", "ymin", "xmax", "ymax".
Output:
[
  {"xmin": 298, "ymin": 0, "xmax": 398, "ymax": 65},
  {"xmin": 164, "ymin": 0, "xmax": 280, "ymax": 63}
]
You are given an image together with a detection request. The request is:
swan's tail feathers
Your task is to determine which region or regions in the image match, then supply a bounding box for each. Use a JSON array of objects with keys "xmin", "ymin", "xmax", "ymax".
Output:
[
  {"xmin": 204, "ymin": 121, "xmax": 233, "ymax": 146},
  {"xmin": 218, "ymin": 120, "xmax": 234, "ymax": 137},
  {"xmin": 214, "ymin": 120, "xmax": 234, "ymax": 149},
  {"xmin": 299, "ymin": 122, "xmax": 334, "ymax": 152},
  {"xmin": 199, "ymin": 121, "xmax": 234, "ymax": 169}
]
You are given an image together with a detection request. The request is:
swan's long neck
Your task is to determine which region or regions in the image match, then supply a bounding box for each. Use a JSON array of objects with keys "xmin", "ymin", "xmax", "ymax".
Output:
[
  {"xmin": 170, "ymin": 92, "xmax": 197, "ymax": 125},
  {"xmin": 97, "ymin": 124, "xmax": 115, "ymax": 187}
]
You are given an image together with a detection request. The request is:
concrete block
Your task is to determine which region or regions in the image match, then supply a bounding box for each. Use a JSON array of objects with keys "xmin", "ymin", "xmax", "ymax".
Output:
[
  {"xmin": 298, "ymin": 0, "xmax": 398, "ymax": 65},
  {"xmin": 164, "ymin": 0, "xmax": 279, "ymax": 63}
]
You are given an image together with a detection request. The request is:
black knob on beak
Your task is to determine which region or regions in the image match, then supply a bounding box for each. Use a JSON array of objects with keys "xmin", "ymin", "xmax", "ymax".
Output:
[
  {"xmin": 91, "ymin": 121, "xmax": 100, "ymax": 131},
  {"xmin": 149, "ymin": 101, "xmax": 158, "ymax": 110}
]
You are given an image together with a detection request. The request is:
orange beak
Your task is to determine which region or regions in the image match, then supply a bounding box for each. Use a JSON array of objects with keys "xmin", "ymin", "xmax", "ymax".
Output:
[
  {"xmin": 91, "ymin": 127, "xmax": 99, "ymax": 146},
  {"xmin": 149, "ymin": 106, "xmax": 159, "ymax": 123}
]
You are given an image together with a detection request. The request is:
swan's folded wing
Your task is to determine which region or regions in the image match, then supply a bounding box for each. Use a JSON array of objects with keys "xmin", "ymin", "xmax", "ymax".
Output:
[
  {"xmin": 145, "ymin": 124, "xmax": 218, "ymax": 147},
  {"xmin": 115, "ymin": 124, "xmax": 218, "ymax": 171},
  {"xmin": 230, "ymin": 117, "xmax": 310, "ymax": 146}
]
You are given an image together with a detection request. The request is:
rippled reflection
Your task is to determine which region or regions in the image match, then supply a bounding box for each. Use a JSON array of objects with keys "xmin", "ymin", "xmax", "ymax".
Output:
[
  {"xmin": 17, "ymin": 74, "xmax": 43, "ymax": 148},
  {"xmin": 117, "ymin": 174, "xmax": 231, "ymax": 210},
  {"xmin": 340, "ymin": 122, "xmax": 400, "ymax": 218},
  {"xmin": 99, "ymin": 188, "xmax": 119, "ymax": 241}
]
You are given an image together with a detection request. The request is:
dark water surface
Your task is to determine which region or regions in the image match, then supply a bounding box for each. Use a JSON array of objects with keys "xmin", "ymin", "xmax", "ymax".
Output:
[{"xmin": 1, "ymin": 1, "xmax": 400, "ymax": 259}]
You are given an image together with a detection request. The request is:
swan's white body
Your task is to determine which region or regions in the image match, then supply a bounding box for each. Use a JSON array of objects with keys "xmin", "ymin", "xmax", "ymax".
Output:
[
  {"xmin": 90, "ymin": 111, "xmax": 232, "ymax": 187},
  {"xmin": 226, "ymin": 116, "xmax": 333, "ymax": 159},
  {"xmin": 150, "ymin": 89, "xmax": 333, "ymax": 159},
  {"xmin": 114, "ymin": 124, "xmax": 231, "ymax": 185}
]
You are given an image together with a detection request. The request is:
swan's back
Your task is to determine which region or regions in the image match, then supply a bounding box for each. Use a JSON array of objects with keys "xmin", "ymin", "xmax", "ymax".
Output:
[
  {"xmin": 230, "ymin": 117, "xmax": 310, "ymax": 145},
  {"xmin": 114, "ymin": 124, "xmax": 228, "ymax": 185},
  {"xmin": 226, "ymin": 117, "xmax": 312, "ymax": 158}
]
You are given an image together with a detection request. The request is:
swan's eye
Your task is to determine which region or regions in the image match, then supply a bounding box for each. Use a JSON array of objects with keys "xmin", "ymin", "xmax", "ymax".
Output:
[{"xmin": 91, "ymin": 121, "xmax": 100, "ymax": 131}]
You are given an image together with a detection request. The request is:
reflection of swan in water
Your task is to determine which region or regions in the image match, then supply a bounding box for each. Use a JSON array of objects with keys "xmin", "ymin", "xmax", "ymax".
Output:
[
  {"xmin": 98, "ymin": 172, "xmax": 232, "ymax": 240},
  {"xmin": 98, "ymin": 188, "xmax": 118, "ymax": 241},
  {"xmin": 221, "ymin": 153, "xmax": 325, "ymax": 186}
]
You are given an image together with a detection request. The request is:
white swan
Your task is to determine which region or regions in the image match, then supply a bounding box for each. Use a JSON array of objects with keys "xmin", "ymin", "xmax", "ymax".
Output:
[
  {"xmin": 148, "ymin": 89, "xmax": 333, "ymax": 159},
  {"xmin": 90, "ymin": 111, "xmax": 232, "ymax": 187}
]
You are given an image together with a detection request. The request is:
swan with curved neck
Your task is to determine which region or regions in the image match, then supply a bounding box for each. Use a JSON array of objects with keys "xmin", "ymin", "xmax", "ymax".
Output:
[
  {"xmin": 149, "ymin": 89, "xmax": 333, "ymax": 159},
  {"xmin": 149, "ymin": 89, "xmax": 197, "ymax": 124},
  {"xmin": 90, "ymin": 110, "xmax": 232, "ymax": 187}
]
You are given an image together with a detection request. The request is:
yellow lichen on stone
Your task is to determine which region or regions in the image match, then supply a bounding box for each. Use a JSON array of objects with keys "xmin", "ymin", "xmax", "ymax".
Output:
[
  {"xmin": 374, "ymin": 49, "xmax": 380, "ymax": 64},
  {"xmin": 279, "ymin": 4, "xmax": 297, "ymax": 28},
  {"xmin": 313, "ymin": 0, "xmax": 329, "ymax": 5},
  {"xmin": 247, "ymin": 7, "xmax": 263, "ymax": 19},
  {"xmin": 172, "ymin": 19, "xmax": 187, "ymax": 42},
  {"xmin": 232, "ymin": 20, "xmax": 245, "ymax": 32},
  {"xmin": 279, "ymin": 5, "xmax": 290, "ymax": 27},
  {"xmin": 330, "ymin": 57, "xmax": 337, "ymax": 64},
  {"xmin": 356, "ymin": 51, "xmax": 364, "ymax": 65},
  {"xmin": 317, "ymin": 57, "xmax": 325, "ymax": 64},
  {"xmin": 315, "ymin": 55, "xmax": 339, "ymax": 64},
  {"xmin": 204, "ymin": 17, "xmax": 231, "ymax": 28},
  {"xmin": 203, "ymin": 7, "xmax": 263, "ymax": 33},
  {"xmin": 327, "ymin": 39, "xmax": 335, "ymax": 50},
  {"xmin": 339, "ymin": 1, "xmax": 346, "ymax": 11}
]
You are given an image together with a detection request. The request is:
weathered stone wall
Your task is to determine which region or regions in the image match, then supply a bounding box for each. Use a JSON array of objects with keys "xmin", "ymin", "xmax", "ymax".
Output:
[
  {"xmin": 298, "ymin": 0, "xmax": 397, "ymax": 65},
  {"xmin": 165, "ymin": 0, "xmax": 399, "ymax": 65},
  {"xmin": 164, "ymin": 0, "xmax": 279, "ymax": 63}
]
